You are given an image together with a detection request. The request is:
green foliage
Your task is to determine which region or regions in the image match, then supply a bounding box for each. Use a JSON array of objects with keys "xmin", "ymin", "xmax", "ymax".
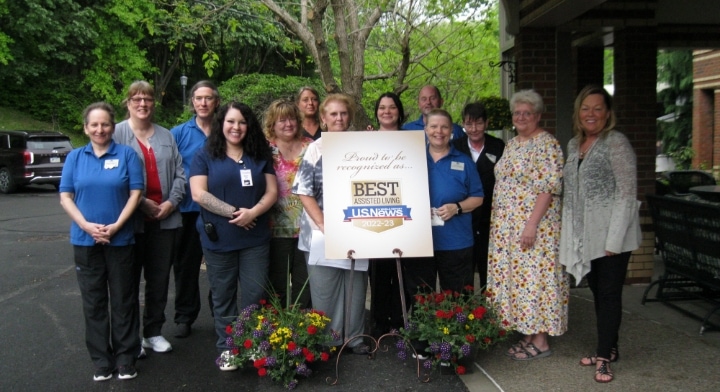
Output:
[
  {"xmin": 657, "ymin": 50, "xmax": 693, "ymax": 168},
  {"xmin": 479, "ymin": 96, "xmax": 512, "ymax": 130},
  {"xmin": 218, "ymin": 74, "xmax": 324, "ymax": 117}
]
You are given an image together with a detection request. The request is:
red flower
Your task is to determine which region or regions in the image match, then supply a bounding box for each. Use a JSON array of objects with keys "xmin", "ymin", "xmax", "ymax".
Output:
[
  {"xmin": 225, "ymin": 325, "xmax": 233, "ymax": 334},
  {"xmin": 454, "ymin": 306, "xmax": 463, "ymax": 314},
  {"xmin": 483, "ymin": 337, "xmax": 492, "ymax": 344},
  {"xmin": 453, "ymin": 291, "xmax": 460, "ymax": 298},
  {"xmin": 305, "ymin": 352, "xmax": 315, "ymax": 362},
  {"xmin": 231, "ymin": 348, "xmax": 239, "ymax": 355},
  {"xmin": 259, "ymin": 299, "xmax": 266, "ymax": 305},
  {"xmin": 434, "ymin": 293, "xmax": 445, "ymax": 304},
  {"xmin": 302, "ymin": 347, "xmax": 310, "ymax": 355},
  {"xmin": 464, "ymin": 285, "xmax": 474, "ymax": 292},
  {"xmin": 502, "ymin": 320, "xmax": 510, "ymax": 326},
  {"xmin": 415, "ymin": 295, "xmax": 426, "ymax": 304},
  {"xmin": 465, "ymin": 334, "xmax": 476, "ymax": 343},
  {"xmin": 258, "ymin": 367, "xmax": 267, "ymax": 377},
  {"xmin": 321, "ymin": 352, "xmax": 330, "ymax": 361},
  {"xmin": 499, "ymin": 330, "xmax": 507, "ymax": 337},
  {"xmin": 307, "ymin": 325, "xmax": 318, "ymax": 335},
  {"xmin": 287, "ymin": 341, "xmax": 297, "ymax": 351},
  {"xmin": 472, "ymin": 306, "xmax": 487, "ymax": 320},
  {"xmin": 253, "ymin": 358, "xmax": 267, "ymax": 368},
  {"xmin": 456, "ymin": 365, "xmax": 466, "ymax": 375},
  {"xmin": 243, "ymin": 339, "xmax": 253, "ymax": 349}
]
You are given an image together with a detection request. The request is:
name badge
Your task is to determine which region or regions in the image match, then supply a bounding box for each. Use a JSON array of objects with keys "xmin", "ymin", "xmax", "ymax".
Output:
[
  {"xmin": 450, "ymin": 161, "xmax": 464, "ymax": 171},
  {"xmin": 240, "ymin": 169, "xmax": 253, "ymax": 187},
  {"xmin": 104, "ymin": 159, "xmax": 119, "ymax": 169}
]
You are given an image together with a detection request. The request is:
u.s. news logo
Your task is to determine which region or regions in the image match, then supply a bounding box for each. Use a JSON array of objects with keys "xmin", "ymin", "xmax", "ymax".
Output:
[{"xmin": 342, "ymin": 180, "xmax": 412, "ymax": 233}]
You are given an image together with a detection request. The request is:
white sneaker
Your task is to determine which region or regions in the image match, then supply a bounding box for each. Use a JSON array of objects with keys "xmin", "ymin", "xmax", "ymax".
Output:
[
  {"xmin": 137, "ymin": 346, "xmax": 147, "ymax": 359},
  {"xmin": 218, "ymin": 350, "xmax": 238, "ymax": 372},
  {"xmin": 142, "ymin": 336, "xmax": 173, "ymax": 353}
]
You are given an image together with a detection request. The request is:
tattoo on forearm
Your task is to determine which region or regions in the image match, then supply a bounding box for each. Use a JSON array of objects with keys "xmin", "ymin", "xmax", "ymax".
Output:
[{"xmin": 200, "ymin": 192, "xmax": 235, "ymax": 218}]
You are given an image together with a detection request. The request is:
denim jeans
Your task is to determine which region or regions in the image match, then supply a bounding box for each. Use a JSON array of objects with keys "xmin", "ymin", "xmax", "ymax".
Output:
[{"xmin": 204, "ymin": 244, "xmax": 270, "ymax": 352}]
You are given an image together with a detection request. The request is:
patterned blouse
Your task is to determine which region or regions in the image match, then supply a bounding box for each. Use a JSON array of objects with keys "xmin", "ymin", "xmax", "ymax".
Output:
[{"xmin": 268, "ymin": 137, "xmax": 314, "ymax": 238}]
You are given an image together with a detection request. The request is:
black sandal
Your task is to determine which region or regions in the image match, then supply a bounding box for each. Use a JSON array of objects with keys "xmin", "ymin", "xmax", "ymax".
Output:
[
  {"xmin": 594, "ymin": 359, "xmax": 614, "ymax": 383},
  {"xmin": 579, "ymin": 347, "xmax": 619, "ymax": 366}
]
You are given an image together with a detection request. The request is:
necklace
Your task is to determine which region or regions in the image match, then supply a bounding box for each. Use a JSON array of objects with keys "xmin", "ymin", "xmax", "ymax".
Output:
[
  {"xmin": 228, "ymin": 150, "xmax": 244, "ymax": 164},
  {"xmin": 579, "ymin": 138, "xmax": 598, "ymax": 159}
]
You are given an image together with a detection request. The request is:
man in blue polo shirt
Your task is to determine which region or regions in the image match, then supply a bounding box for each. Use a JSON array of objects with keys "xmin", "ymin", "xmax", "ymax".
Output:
[{"xmin": 401, "ymin": 85, "xmax": 465, "ymax": 140}]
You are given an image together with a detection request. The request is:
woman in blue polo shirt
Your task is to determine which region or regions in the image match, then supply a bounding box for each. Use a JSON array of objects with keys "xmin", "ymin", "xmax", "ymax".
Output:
[
  {"xmin": 404, "ymin": 108, "xmax": 484, "ymax": 295},
  {"xmin": 189, "ymin": 102, "xmax": 277, "ymax": 371},
  {"xmin": 59, "ymin": 102, "xmax": 144, "ymax": 381}
]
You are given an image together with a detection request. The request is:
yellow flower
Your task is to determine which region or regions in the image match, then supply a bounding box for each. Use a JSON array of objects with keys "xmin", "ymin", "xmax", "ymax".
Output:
[
  {"xmin": 468, "ymin": 314, "xmax": 475, "ymax": 320},
  {"xmin": 443, "ymin": 327, "xmax": 449, "ymax": 335}
]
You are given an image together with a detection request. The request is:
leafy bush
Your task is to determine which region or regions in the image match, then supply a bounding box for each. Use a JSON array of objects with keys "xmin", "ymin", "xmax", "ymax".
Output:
[
  {"xmin": 479, "ymin": 96, "xmax": 512, "ymax": 130},
  {"xmin": 218, "ymin": 74, "xmax": 324, "ymax": 116}
]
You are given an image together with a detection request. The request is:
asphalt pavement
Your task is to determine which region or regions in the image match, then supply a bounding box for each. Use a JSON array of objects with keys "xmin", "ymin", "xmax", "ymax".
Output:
[{"xmin": 2, "ymin": 185, "xmax": 720, "ymax": 392}]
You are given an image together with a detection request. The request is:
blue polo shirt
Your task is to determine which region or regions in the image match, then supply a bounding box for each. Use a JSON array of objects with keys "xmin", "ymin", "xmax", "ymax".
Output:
[
  {"xmin": 402, "ymin": 115, "xmax": 465, "ymax": 141},
  {"xmin": 190, "ymin": 149, "xmax": 275, "ymax": 252},
  {"xmin": 171, "ymin": 116, "xmax": 207, "ymax": 213},
  {"xmin": 426, "ymin": 146, "xmax": 484, "ymax": 250},
  {"xmin": 59, "ymin": 141, "xmax": 144, "ymax": 246}
]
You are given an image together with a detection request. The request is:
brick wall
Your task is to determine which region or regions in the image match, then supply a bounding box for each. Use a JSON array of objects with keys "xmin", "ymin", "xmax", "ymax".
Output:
[
  {"xmin": 515, "ymin": 27, "xmax": 557, "ymax": 135},
  {"xmin": 692, "ymin": 49, "xmax": 720, "ymax": 171},
  {"xmin": 613, "ymin": 27, "xmax": 658, "ymax": 283}
]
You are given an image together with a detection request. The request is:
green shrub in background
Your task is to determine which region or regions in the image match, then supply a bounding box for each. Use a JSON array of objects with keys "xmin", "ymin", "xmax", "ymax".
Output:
[
  {"xmin": 218, "ymin": 74, "xmax": 324, "ymax": 117},
  {"xmin": 479, "ymin": 96, "xmax": 512, "ymax": 130}
]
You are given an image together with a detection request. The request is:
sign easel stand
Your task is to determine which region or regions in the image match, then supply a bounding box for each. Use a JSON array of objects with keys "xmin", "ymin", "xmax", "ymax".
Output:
[{"xmin": 325, "ymin": 248, "xmax": 431, "ymax": 385}]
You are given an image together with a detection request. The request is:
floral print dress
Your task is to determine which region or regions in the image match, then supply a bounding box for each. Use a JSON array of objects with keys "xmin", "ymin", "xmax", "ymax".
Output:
[
  {"xmin": 487, "ymin": 131, "xmax": 569, "ymax": 336},
  {"xmin": 268, "ymin": 138, "xmax": 313, "ymax": 238}
]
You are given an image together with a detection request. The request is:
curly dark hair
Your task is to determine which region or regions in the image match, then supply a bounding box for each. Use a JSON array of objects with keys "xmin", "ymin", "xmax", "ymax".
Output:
[{"xmin": 206, "ymin": 101, "xmax": 271, "ymax": 162}]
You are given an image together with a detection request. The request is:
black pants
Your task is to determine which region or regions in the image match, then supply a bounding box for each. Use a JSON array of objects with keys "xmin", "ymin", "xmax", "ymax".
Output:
[
  {"xmin": 586, "ymin": 251, "xmax": 631, "ymax": 359},
  {"xmin": 370, "ymin": 259, "xmax": 404, "ymax": 332},
  {"xmin": 473, "ymin": 220, "xmax": 492, "ymax": 289},
  {"xmin": 74, "ymin": 244, "xmax": 138, "ymax": 368},
  {"xmin": 173, "ymin": 212, "xmax": 204, "ymax": 325},
  {"xmin": 133, "ymin": 222, "xmax": 178, "ymax": 337},
  {"xmin": 402, "ymin": 247, "xmax": 474, "ymax": 301}
]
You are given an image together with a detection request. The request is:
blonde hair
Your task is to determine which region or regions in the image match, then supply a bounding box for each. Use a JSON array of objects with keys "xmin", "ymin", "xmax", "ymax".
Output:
[
  {"xmin": 263, "ymin": 99, "xmax": 303, "ymax": 141},
  {"xmin": 572, "ymin": 85, "xmax": 616, "ymax": 145},
  {"xmin": 319, "ymin": 93, "xmax": 355, "ymax": 130}
]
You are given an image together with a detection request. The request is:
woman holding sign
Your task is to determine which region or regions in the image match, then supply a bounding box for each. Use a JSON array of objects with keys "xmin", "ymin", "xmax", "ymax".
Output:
[{"xmin": 292, "ymin": 93, "xmax": 371, "ymax": 355}]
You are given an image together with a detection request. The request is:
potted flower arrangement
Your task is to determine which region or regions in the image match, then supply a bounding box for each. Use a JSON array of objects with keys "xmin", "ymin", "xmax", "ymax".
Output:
[
  {"xmin": 396, "ymin": 286, "xmax": 508, "ymax": 375},
  {"xmin": 224, "ymin": 298, "xmax": 339, "ymax": 390}
]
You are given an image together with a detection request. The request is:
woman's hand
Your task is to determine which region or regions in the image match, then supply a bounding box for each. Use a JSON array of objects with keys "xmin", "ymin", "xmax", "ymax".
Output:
[
  {"xmin": 520, "ymin": 223, "xmax": 538, "ymax": 249},
  {"xmin": 230, "ymin": 208, "xmax": 257, "ymax": 230},
  {"xmin": 605, "ymin": 250, "xmax": 617, "ymax": 257},
  {"xmin": 437, "ymin": 203, "xmax": 458, "ymax": 221},
  {"xmin": 154, "ymin": 200, "xmax": 175, "ymax": 220}
]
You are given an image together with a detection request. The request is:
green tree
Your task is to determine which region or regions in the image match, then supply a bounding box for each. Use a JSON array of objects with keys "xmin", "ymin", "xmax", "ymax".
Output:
[
  {"xmin": 259, "ymin": 0, "xmax": 495, "ymax": 128},
  {"xmin": 657, "ymin": 50, "xmax": 693, "ymax": 168}
]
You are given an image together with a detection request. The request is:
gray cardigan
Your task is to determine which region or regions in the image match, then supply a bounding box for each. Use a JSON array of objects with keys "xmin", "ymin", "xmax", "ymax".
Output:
[
  {"xmin": 113, "ymin": 120, "xmax": 185, "ymax": 231},
  {"xmin": 559, "ymin": 130, "xmax": 641, "ymax": 281}
]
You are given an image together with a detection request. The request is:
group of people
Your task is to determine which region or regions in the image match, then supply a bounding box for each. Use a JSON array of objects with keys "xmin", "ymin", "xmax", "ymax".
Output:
[{"xmin": 60, "ymin": 80, "xmax": 640, "ymax": 385}]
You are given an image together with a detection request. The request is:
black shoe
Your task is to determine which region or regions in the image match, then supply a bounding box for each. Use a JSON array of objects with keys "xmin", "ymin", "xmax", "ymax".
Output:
[
  {"xmin": 93, "ymin": 367, "xmax": 113, "ymax": 382},
  {"xmin": 175, "ymin": 323, "xmax": 192, "ymax": 338},
  {"xmin": 118, "ymin": 365, "xmax": 137, "ymax": 380}
]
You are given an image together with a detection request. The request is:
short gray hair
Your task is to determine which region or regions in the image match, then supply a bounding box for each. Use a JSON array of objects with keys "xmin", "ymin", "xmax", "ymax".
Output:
[{"xmin": 509, "ymin": 89, "xmax": 544, "ymax": 114}]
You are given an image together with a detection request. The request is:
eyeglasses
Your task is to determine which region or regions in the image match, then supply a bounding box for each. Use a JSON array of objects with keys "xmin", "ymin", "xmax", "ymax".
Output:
[
  {"xmin": 512, "ymin": 111, "xmax": 535, "ymax": 118},
  {"xmin": 193, "ymin": 96, "xmax": 216, "ymax": 103},
  {"xmin": 129, "ymin": 97, "xmax": 154, "ymax": 104},
  {"xmin": 463, "ymin": 121, "xmax": 486, "ymax": 129}
]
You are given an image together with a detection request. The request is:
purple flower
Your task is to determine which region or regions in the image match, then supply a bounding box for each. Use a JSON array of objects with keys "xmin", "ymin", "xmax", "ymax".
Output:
[
  {"xmin": 287, "ymin": 380, "xmax": 298, "ymax": 390},
  {"xmin": 395, "ymin": 339, "xmax": 407, "ymax": 351},
  {"xmin": 330, "ymin": 330, "xmax": 341, "ymax": 341},
  {"xmin": 397, "ymin": 350, "xmax": 407, "ymax": 360},
  {"xmin": 225, "ymin": 337, "xmax": 234, "ymax": 347},
  {"xmin": 265, "ymin": 356, "xmax": 277, "ymax": 367},
  {"xmin": 423, "ymin": 360, "xmax": 433, "ymax": 369},
  {"xmin": 296, "ymin": 363, "xmax": 312, "ymax": 377},
  {"xmin": 429, "ymin": 342, "xmax": 441, "ymax": 354},
  {"xmin": 253, "ymin": 329, "xmax": 264, "ymax": 338},
  {"xmin": 440, "ymin": 342, "xmax": 452, "ymax": 360},
  {"xmin": 455, "ymin": 313, "xmax": 467, "ymax": 324},
  {"xmin": 461, "ymin": 344, "xmax": 472, "ymax": 356},
  {"xmin": 290, "ymin": 347, "xmax": 303, "ymax": 356},
  {"xmin": 259, "ymin": 341, "xmax": 271, "ymax": 351}
]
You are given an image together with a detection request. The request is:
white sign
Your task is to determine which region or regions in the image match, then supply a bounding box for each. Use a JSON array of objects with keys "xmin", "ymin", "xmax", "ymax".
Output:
[{"xmin": 322, "ymin": 131, "xmax": 434, "ymax": 259}]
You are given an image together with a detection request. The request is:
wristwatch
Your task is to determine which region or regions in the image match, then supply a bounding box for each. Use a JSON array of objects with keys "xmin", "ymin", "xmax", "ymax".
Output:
[{"xmin": 455, "ymin": 202, "xmax": 463, "ymax": 215}]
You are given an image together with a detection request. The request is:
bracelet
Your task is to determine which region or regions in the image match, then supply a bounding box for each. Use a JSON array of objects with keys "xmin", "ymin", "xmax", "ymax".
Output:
[{"xmin": 455, "ymin": 202, "xmax": 463, "ymax": 215}]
